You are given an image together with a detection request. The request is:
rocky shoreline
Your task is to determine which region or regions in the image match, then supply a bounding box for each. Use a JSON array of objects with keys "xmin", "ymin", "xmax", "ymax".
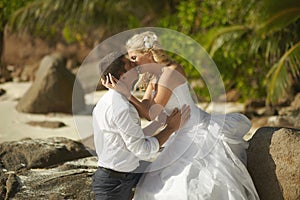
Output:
[
  {"xmin": 0, "ymin": 137, "xmax": 96, "ymax": 200},
  {"xmin": 0, "ymin": 127, "xmax": 299, "ymax": 200}
]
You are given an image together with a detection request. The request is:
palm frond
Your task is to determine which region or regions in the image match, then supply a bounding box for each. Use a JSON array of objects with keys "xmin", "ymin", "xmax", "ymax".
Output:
[
  {"xmin": 254, "ymin": 0, "xmax": 300, "ymax": 36},
  {"xmin": 9, "ymin": 0, "xmax": 130, "ymax": 33},
  {"xmin": 200, "ymin": 25, "xmax": 249, "ymax": 56},
  {"xmin": 267, "ymin": 41, "xmax": 300, "ymax": 104}
]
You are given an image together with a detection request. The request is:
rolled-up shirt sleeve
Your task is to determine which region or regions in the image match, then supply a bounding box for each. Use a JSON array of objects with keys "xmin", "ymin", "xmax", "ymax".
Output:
[{"xmin": 113, "ymin": 108, "xmax": 160, "ymax": 160}]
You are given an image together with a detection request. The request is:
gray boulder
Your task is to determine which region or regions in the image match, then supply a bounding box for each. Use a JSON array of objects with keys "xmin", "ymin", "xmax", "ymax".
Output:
[
  {"xmin": 247, "ymin": 127, "xmax": 300, "ymax": 200},
  {"xmin": 26, "ymin": 120, "xmax": 66, "ymax": 128},
  {"xmin": 0, "ymin": 137, "xmax": 92, "ymax": 171},
  {"xmin": 0, "ymin": 171, "xmax": 20, "ymax": 200},
  {"xmin": 16, "ymin": 53, "xmax": 85, "ymax": 114},
  {"xmin": 13, "ymin": 157, "xmax": 97, "ymax": 200},
  {"xmin": 0, "ymin": 157, "xmax": 97, "ymax": 200}
]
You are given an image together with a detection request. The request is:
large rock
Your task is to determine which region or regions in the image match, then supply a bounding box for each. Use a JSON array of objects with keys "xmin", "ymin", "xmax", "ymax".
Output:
[
  {"xmin": 0, "ymin": 137, "xmax": 97, "ymax": 200},
  {"xmin": 26, "ymin": 120, "xmax": 66, "ymax": 128},
  {"xmin": 0, "ymin": 171, "xmax": 20, "ymax": 200},
  {"xmin": 0, "ymin": 157, "xmax": 97, "ymax": 200},
  {"xmin": 0, "ymin": 88, "xmax": 6, "ymax": 96},
  {"xmin": 0, "ymin": 170, "xmax": 6, "ymax": 200},
  {"xmin": 16, "ymin": 53, "xmax": 85, "ymax": 114},
  {"xmin": 247, "ymin": 127, "xmax": 300, "ymax": 200},
  {"xmin": 0, "ymin": 137, "xmax": 92, "ymax": 171},
  {"xmin": 13, "ymin": 157, "xmax": 97, "ymax": 200}
]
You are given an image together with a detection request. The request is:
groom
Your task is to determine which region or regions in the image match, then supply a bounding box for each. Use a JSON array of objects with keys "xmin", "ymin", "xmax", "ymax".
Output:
[{"xmin": 92, "ymin": 52, "xmax": 190, "ymax": 200}]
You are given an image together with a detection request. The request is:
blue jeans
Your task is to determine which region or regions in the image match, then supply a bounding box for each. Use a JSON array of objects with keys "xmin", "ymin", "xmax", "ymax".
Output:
[{"xmin": 92, "ymin": 167, "xmax": 142, "ymax": 200}]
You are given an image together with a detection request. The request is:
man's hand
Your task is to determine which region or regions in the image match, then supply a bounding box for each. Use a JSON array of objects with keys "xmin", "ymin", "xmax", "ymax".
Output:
[
  {"xmin": 154, "ymin": 104, "xmax": 191, "ymax": 147},
  {"xmin": 101, "ymin": 73, "xmax": 131, "ymax": 98},
  {"xmin": 165, "ymin": 104, "xmax": 191, "ymax": 132}
]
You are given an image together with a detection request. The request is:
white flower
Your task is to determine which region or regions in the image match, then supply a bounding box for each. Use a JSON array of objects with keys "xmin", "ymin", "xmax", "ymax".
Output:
[{"xmin": 143, "ymin": 34, "xmax": 157, "ymax": 49}]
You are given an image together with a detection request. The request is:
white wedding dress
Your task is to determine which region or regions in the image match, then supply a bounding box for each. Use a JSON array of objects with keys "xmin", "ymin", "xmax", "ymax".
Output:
[{"xmin": 134, "ymin": 82, "xmax": 259, "ymax": 200}]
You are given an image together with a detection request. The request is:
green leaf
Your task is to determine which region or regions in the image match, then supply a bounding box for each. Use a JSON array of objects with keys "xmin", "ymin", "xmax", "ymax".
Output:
[
  {"xmin": 267, "ymin": 41, "xmax": 300, "ymax": 104},
  {"xmin": 254, "ymin": 0, "xmax": 300, "ymax": 36},
  {"xmin": 200, "ymin": 25, "xmax": 249, "ymax": 56},
  {"xmin": 257, "ymin": 8, "xmax": 300, "ymax": 36}
]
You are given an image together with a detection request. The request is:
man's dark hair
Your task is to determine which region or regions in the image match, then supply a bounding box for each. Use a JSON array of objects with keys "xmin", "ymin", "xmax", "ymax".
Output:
[{"xmin": 99, "ymin": 52, "xmax": 127, "ymax": 80}]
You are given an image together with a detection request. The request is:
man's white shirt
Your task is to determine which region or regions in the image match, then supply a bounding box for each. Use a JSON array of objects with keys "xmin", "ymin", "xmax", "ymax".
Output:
[{"xmin": 93, "ymin": 89, "xmax": 160, "ymax": 172}]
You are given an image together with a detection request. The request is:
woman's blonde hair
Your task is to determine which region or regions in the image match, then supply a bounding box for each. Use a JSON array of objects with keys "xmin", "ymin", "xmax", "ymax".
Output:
[{"xmin": 126, "ymin": 31, "xmax": 175, "ymax": 66}]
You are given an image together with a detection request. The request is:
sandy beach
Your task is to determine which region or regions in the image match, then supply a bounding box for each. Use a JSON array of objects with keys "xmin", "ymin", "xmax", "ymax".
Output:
[
  {"xmin": 0, "ymin": 82, "xmax": 95, "ymax": 143},
  {"xmin": 0, "ymin": 81, "xmax": 248, "ymax": 144}
]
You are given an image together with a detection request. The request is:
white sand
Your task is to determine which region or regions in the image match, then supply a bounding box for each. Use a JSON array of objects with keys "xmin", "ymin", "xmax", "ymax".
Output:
[
  {"xmin": 0, "ymin": 82, "xmax": 248, "ymax": 143},
  {"xmin": 0, "ymin": 82, "xmax": 101, "ymax": 143}
]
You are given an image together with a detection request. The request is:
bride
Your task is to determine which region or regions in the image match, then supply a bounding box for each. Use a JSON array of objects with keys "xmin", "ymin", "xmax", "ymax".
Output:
[{"xmin": 103, "ymin": 31, "xmax": 259, "ymax": 200}]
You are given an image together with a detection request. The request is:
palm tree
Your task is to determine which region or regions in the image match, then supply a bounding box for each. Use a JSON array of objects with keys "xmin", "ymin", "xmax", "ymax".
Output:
[
  {"xmin": 202, "ymin": 0, "xmax": 300, "ymax": 105},
  {"xmin": 1, "ymin": 0, "xmax": 181, "ymax": 81},
  {"xmin": 0, "ymin": 0, "xmax": 33, "ymax": 82},
  {"xmin": 9, "ymin": 0, "xmax": 180, "ymax": 39},
  {"xmin": 10, "ymin": 0, "xmax": 131, "ymax": 35}
]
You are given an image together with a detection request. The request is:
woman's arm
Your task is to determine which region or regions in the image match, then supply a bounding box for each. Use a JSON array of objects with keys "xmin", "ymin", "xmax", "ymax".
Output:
[
  {"xmin": 129, "ymin": 82, "xmax": 172, "ymax": 121},
  {"xmin": 130, "ymin": 67, "xmax": 186, "ymax": 120},
  {"xmin": 128, "ymin": 83, "xmax": 153, "ymax": 120},
  {"xmin": 103, "ymin": 65, "xmax": 186, "ymax": 121}
]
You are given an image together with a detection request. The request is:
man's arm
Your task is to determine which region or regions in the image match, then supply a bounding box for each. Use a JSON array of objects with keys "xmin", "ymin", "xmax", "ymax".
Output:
[
  {"xmin": 142, "ymin": 110, "xmax": 167, "ymax": 136},
  {"xmin": 114, "ymin": 105, "xmax": 190, "ymax": 160},
  {"xmin": 142, "ymin": 120, "xmax": 163, "ymax": 136}
]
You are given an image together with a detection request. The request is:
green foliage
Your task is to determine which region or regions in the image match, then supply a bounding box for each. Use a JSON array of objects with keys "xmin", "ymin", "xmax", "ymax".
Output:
[
  {"xmin": 158, "ymin": 0, "xmax": 201, "ymax": 35},
  {"xmin": 176, "ymin": 0, "xmax": 198, "ymax": 34},
  {"xmin": 9, "ymin": 0, "xmax": 131, "ymax": 42},
  {"xmin": 62, "ymin": 27, "xmax": 78, "ymax": 44},
  {"xmin": 199, "ymin": 25, "xmax": 249, "ymax": 56},
  {"xmin": 267, "ymin": 41, "xmax": 300, "ymax": 103},
  {"xmin": 0, "ymin": 0, "xmax": 33, "ymax": 30},
  {"xmin": 158, "ymin": 0, "xmax": 300, "ymax": 103},
  {"xmin": 254, "ymin": 0, "xmax": 300, "ymax": 35},
  {"xmin": 7, "ymin": 0, "xmax": 174, "ymax": 43},
  {"xmin": 212, "ymin": 40, "xmax": 268, "ymax": 101},
  {"xmin": 250, "ymin": 2, "xmax": 300, "ymax": 104},
  {"xmin": 157, "ymin": 0, "xmax": 264, "ymax": 102},
  {"xmin": 127, "ymin": 15, "xmax": 141, "ymax": 29},
  {"xmin": 2, "ymin": 0, "xmax": 299, "ymax": 104}
]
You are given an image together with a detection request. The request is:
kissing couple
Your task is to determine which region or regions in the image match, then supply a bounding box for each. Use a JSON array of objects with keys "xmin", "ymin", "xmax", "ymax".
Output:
[{"xmin": 92, "ymin": 31, "xmax": 259, "ymax": 200}]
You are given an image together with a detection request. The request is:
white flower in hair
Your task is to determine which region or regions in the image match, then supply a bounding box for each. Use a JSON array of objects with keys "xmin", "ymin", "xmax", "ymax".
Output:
[{"xmin": 143, "ymin": 34, "xmax": 157, "ymax": 49}]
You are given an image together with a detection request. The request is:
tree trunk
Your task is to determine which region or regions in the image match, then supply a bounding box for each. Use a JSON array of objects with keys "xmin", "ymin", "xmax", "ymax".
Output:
[
  {"xmin": 0, "ymin": 29, "xmax": 5, "ymax": 80},
  {"xmin": 0, "ymin": 27, "xmax": 11, "ymax": 83}
]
